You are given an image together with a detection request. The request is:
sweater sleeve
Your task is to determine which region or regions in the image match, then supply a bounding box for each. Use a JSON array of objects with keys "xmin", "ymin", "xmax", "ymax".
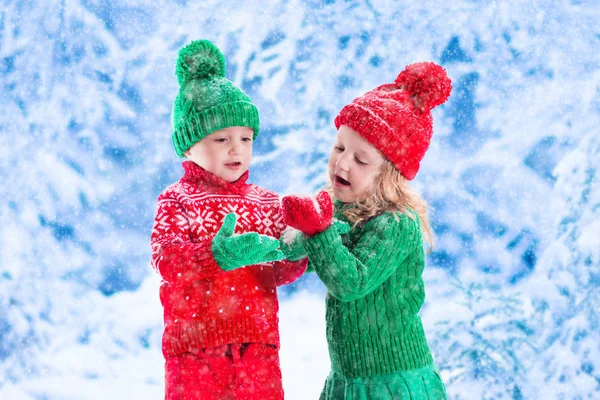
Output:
[
  {"xmin": 304, "ymin": 212, "xmax": 421, "ymax": 301},
  {"xmin": 271, "ymin": 200, "xmax": 309, "ymax": 286},
  {"xmin": 274, "ymin": 258, "xmax": 309, "ymax": 286},
  {"xmin": 150, "ymin": 190, "xmax": 223, "ymax": 284}
]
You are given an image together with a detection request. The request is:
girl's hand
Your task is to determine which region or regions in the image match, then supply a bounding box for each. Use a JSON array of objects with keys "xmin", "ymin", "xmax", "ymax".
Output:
[{"xmin": 281, "ymin": 190, "xmax": 333, "ymax": 237}]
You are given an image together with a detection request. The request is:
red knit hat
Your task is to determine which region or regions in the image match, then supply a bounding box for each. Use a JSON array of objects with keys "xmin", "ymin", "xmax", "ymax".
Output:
[{"xmin": 334, "ymin": 62, "xmax": 452, "ymax": 180}]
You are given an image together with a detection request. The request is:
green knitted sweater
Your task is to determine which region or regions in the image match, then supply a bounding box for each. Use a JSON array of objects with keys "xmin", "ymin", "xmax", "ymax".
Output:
[{"xmin": 304, "ymin": 208, "xmax": 434, "ymax": 378}]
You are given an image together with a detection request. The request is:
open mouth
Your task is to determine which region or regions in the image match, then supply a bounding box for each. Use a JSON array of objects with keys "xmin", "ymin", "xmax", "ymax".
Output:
[
  {"xmin": 335, "ymin": 175, "xmax": 351, "ymax": 186},
  {"xmin": 226, "ymin": 162, "xmax": 242, "ymax": 167}
]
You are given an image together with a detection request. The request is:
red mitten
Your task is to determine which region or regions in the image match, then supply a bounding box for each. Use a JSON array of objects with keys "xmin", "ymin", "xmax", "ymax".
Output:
[{"xmin": 282, "ymin": 190, "xmax": 333, "ymax": 237}]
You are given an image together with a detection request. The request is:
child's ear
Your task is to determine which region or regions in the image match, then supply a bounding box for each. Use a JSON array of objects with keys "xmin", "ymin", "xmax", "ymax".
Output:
[{"xmin": 184, "ymin": 150, "xmax": 190, "ymax": 157}]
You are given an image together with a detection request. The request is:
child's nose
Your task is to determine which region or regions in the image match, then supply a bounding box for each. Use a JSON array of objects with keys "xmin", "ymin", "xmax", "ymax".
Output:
[
  {"xmin": 229, "ymin": 141, "xmax": 242, "ymax": 155},
  {"xmin": 336, "ymin": 154, "xmax": 350, "ymax": 171}
]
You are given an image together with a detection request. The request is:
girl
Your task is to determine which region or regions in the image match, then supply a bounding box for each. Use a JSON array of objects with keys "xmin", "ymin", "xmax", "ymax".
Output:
[{"xmin": 280, "ymin": 62, "xmax": 452, "ymax": 399}]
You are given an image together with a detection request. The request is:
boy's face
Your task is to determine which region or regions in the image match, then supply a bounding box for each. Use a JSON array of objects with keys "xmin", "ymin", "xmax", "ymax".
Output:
[
  {"xmin": 328, "ymin": 125, "xmax": 385, "ymax": 203},
  {"xmin": 184, "ymin": 126, "xmax": 254, "ymax": 183}
]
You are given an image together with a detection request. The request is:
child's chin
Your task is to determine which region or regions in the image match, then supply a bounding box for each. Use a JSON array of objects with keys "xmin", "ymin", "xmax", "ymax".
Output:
[
  {"xmin": 224, "ymin": 169, "xmax": 246, "ymax": 182},
  {"xmin": 332, "ymin": 188, "xmax": 355, "ymax": 203}
]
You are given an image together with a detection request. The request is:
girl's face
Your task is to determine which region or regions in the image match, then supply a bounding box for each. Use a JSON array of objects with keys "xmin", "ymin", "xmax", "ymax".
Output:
[
  {"xmin": 184, "ymin": 126, "xmax": 253, "ymax": 183},
  {"xmin": 328, "ymin": 125, "xmax": 385, "ymax": 203}
]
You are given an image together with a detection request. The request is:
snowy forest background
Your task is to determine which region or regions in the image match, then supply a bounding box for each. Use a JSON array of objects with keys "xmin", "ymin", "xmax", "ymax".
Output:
[{"xmin": 1, "ymin": 0, "xmax": 599, "ymax": 399}]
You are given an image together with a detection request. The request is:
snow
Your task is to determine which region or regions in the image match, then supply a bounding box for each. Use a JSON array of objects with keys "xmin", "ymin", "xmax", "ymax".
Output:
[
  {"xmin": 1, "ymin": 0, "xmax": 600, "ymax": 399},
  {"xmin": 282, "ymin": 227, "xmax": 302, "ymax": 245},
  {"xmin": 0, "ymin": 279, "xmax": 329, "ymax": 399}
]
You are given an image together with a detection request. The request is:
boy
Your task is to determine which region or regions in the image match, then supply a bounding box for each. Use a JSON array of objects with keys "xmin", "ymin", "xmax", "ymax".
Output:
[{"xmin": 151, "ymin": 39, "xmax": 307, "ymax": 400}]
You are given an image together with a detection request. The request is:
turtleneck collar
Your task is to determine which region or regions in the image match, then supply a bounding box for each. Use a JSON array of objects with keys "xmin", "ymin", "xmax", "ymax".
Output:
[
  {"xmin": 333, "ymin": 198, "xmax": 350, "ymax": 222},
  {"xmin": 180, "ymin": 161, "xmax": 250, "ymax": 195}
]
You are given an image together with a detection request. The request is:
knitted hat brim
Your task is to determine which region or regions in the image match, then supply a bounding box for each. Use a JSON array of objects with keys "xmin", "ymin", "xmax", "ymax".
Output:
[
  {"xmin": 334, "ymin": 103, "xmax": 422, "ymax": 180},
  {"xmin": 173, "ymin": 101, "xmax": 260, "ymax": 157}
]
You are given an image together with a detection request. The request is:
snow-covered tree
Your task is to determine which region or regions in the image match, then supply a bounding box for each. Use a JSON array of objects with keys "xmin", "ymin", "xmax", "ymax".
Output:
[
  {"xmin": 0, "ymin": 0, "xmax": 161, "ymax": 382},
  {"xmin": 430, "ymin": 280, "xmax": 536, "ymax": 399},
  {"xmin": 1, "ymin": 0, "xmax": 599, "ymax": 397},
  {"xmin": 527, "ymin": 130, "xmax": 600, "ymax": 397}
]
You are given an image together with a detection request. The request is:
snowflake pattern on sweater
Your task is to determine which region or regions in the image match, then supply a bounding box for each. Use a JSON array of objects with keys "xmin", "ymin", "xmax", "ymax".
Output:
[{"xmin": 151, "ymin": 161, "xmax": 307, "ymax": 357}]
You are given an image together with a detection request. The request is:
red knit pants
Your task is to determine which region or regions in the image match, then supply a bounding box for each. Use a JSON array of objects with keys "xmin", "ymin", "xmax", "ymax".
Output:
[{"xmin": 164, "ymin": 343, "xmax": 284, "ymax": 400}]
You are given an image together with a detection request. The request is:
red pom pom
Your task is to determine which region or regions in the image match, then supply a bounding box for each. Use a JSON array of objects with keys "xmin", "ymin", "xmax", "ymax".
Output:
[{"xmin": 395, "ymin": 62, "xmax": 452, "ymax": 112}]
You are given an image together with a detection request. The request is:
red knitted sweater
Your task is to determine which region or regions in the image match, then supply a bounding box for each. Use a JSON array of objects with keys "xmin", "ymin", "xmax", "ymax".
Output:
[{"xmin": 151, "ymin": 161, "xmax": 307, "ymax": 357}]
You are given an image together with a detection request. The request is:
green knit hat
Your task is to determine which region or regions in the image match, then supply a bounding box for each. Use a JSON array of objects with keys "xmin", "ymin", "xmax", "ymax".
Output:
[{"xmin": 171, "ymin": 40, "xmax": 260, "ymax": 157}]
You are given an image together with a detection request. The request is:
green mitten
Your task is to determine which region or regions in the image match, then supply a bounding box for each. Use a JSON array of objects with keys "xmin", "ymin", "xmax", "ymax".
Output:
[
  {"xmin": 279, "ymin": 228, "xmax": 308, "ymax": 262},
  {"xmin": 212, "ymin": 213, "xmax": 284, "ymax": 271}
]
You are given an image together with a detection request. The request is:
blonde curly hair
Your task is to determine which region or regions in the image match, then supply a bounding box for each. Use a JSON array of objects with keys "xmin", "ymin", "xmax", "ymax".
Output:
[{"xmin": 329, "ymin": 159, "xmax": 434, "ymax": 251}]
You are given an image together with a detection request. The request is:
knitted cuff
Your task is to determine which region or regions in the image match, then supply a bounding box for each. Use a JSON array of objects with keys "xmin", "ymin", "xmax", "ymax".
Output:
[{"xmin": 304, "ymin": 223, "xmax": 341, "ymax": 261}]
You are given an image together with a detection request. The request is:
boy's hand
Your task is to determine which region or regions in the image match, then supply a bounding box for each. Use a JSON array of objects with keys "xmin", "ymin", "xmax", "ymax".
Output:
[
  {"xmin": 212, "ymin": 213, "xmax": 284, "ymax": 271},
  {"xmin": 281, "ymin": 191, "xmax": 333, "ymax": 237}
]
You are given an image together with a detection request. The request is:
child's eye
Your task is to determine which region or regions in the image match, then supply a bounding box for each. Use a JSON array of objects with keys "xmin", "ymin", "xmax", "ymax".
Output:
[
  {"xmin": 215, "ymin": 138, "xmax": 227, "ymax": 143},
  {"xmin": 242, "ymin": 137, "xmax": 252, "ymax": 142},
  {"xmin": 355, "ymin": 158, "xmax": 367, "ymax": 165},
  {"xmin": 335, "ymin": 146, "xmax": 344, "ymax": 152}
]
